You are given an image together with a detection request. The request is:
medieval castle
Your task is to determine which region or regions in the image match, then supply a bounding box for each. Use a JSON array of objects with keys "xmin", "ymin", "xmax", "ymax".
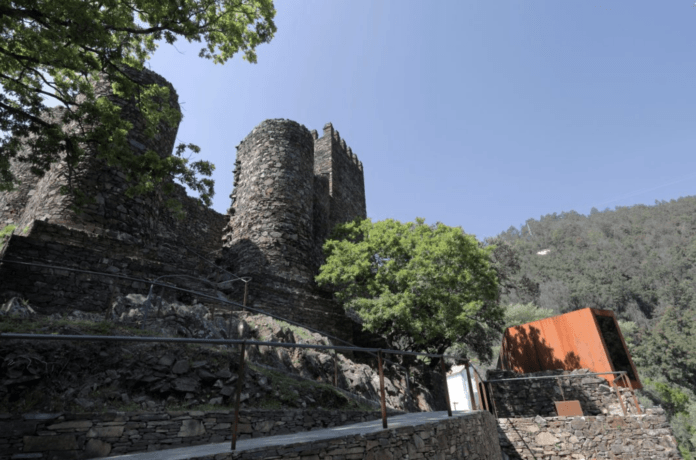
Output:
[{"xmin": 0, "ymin": 67, "xmax": 365, "ymax": 340}]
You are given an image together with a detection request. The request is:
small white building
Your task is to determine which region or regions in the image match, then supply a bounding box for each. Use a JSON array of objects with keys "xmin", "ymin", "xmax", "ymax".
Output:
[{"xmin": 446, "ymin": 364, "xmax": 480, "ymax": 412}]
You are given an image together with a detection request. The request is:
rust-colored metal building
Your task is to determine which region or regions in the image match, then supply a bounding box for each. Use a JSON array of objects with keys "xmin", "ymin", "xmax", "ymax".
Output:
[{"xmin": 498, "ymin": 308, "xmax": 642, "ymax": 389}]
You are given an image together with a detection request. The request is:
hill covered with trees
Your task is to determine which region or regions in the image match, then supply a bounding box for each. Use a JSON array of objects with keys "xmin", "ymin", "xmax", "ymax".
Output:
[{"xmin": 487, "ymin": 196, "xmax": 696, "ymax": 458}]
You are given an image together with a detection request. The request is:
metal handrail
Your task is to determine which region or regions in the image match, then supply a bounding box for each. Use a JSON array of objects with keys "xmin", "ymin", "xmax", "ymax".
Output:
[
  {"xmin": 0, "ymin": 259, "xmax": 423, "ymax": 400},
  {"xmin": 0, "ymin": 331, "xmax": 454, "ymax": 450},
  {"xmin": 486, "ymin": 370, "xmax": 630, "ymax": 383}
]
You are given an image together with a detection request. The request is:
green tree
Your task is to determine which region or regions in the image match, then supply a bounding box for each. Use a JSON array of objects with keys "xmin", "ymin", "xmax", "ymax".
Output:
[
  {"xmin": 503, "ymin": 302, "xmax": 555, "ymax": 328},
  {"xmin": 0, "ymin": 0, "xmax": 276, "ymax": 207},
  {"xmin": 316, "ymin": 218, "xmax": 504, "ymax": 364}
]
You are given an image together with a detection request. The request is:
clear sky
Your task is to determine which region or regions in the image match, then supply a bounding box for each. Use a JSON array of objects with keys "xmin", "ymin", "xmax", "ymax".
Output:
[{"xmin": 143, "ymin": 0, "xmax": 696, "ymax": 241}]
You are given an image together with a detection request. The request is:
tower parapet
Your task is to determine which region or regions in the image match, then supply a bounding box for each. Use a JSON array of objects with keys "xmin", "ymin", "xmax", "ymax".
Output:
[{"xmin": 313, "ymin": 122, "xmax": 367, "ymax": 241}]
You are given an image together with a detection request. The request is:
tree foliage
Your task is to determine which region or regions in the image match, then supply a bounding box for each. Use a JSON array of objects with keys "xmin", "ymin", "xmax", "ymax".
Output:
[
  {"xmin": 316, "ymin": 218, "xmax": 504, "ymax": 363},
  {"xmin": 0, "ymin": 0, "xmax": 276, "ymax": 207},
  {"xmin": 492, "ymin": 197, "xmax": 696, "ymax": 326}
]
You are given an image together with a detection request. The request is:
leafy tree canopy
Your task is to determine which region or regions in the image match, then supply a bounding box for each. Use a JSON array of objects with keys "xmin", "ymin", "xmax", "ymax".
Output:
[
  {"xmin": 316, "ymin": 218, "xmax": 504, "ymax": 364},
  {"xmin": 492, "ymin": 197, "xmax": 696, "ymax": 325},
  {"xmin": 0, "ymin": 0, "xmax": 276, "ymax": 207}
]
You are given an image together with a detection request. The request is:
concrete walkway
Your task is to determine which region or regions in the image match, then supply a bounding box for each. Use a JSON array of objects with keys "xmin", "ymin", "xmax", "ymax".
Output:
[{"xmin": 109, "ymin": 411, "xmax": 475, "ymax": 460}]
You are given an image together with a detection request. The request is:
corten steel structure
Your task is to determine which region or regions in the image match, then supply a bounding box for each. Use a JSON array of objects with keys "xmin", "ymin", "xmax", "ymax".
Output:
[{"xmin": 498, "ymin": 308, "xmax": 642, "ymax": 390}]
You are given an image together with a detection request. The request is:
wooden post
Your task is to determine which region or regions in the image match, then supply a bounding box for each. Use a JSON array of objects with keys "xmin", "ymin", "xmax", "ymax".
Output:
[
  {"xmin": 231, "ymin": 341, "xmax": 246, "ymax": 450},
  {"xmin": 474, "ymin": 372, "xmax": 487, "ymax": 412},
  {"xmin": 378, "ymin": 350, "xmax": 388, "ymax": 429},
  {"xmin": 465, "ymin": 362, "xmax": 477, "ymax": 411},
  {"xmin": 557, "ymin": 377, "xmax": 566, "ymax": 401},
  {"xmin": 440, "ymin": 356, "xmax": 452, "ymax": 416},
  {"xmin": 611, "ymin": 379, "xmax": 627, "ymax": 416},
  {"xmin": 622, "ymin": 373, "xmax": 642, "ymax": 414},
  {"xmin": 242, "ymin": 281, "xmax": 248, "ymax": 312},
  {"xmin": 488, "ymin": 382, "xmax": 499, "ymax": 418}
]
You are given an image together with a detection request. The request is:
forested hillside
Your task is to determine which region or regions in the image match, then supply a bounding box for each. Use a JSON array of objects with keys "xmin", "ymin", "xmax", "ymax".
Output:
[{"xmin": 487, "ymin": 196, "xmax": 696, "ymax": 458}]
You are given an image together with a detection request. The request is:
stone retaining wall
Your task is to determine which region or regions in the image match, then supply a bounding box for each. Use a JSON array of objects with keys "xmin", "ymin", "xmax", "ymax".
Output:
[
  {"xmin": 497, "ymin": 407, "xmax": 682, "ymax": 459},
  {"xmin": 194, "ymin": 411, "xmax": 501, "ymax": 460},
  {"xmin": 0, "ymin": 409, "xmax": 402, "ymax": 459},
  {"xmin": 0, "ymin": 221, "xmax": 229, "ymax": 314},
  {"xmin": 486, "ymin": 368, "xmax": 641, "ymax": 418}
]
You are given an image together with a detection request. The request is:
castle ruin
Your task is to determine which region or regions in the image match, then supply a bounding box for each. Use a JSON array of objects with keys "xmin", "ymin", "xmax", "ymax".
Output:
[{"xmin": 0, "ymin": 68, "xmax": 365, "ymax": 340}]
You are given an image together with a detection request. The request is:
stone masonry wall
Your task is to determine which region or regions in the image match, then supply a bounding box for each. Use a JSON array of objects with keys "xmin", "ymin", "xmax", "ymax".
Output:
[
  {"xmin": 212, "ymin": 411, "xmax": 501, "ymax": 460},
  {"xmin": 0, "ymin": 409, "xmax": 402, "ymax": 460},
  {"xmin": 9, "ymin": 67, "xmax": 183, "ymax": 242},
  {"xmin": 0, "ymin": 221, "xmax": 229, "ymax": 313},
  {"xmin": 497, "ymin": 407, "xmax": 682, "ymax": 459},
  {"xmin": 486, "ymin": 368, "xmax": 641, "ymax": 418}
]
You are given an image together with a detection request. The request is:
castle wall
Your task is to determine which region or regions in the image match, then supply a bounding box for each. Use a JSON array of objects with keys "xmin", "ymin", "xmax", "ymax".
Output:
[
  {"xmin": 10, "ymin": 68, "xmax": 183, "ymax": 242},
  {"xmin": 2, "ymin": 69, "xmax": 368, "ymax": 342},
  {"xmin": 0, "ymin": 221, "xmax": 228, "ymax": 314}
]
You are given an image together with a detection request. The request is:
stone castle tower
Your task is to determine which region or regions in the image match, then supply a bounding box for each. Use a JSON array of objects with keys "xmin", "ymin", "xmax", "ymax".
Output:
[
  {"xmin": 0, "ymin": 68, "xmax": 366, "ymax": 340},
  {"xmin": 221, "ymin": 119, "xmax": 366, "ymax": 339}
]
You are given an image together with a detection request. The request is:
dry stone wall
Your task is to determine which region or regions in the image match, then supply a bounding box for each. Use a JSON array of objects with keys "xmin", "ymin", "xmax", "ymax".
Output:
[
  {"xmin": 0, "ymin": 221, "xmax": 226, "ymax": 314},
  {"xmin": 0, "ymin": 409, "xmax": 401, "ymax": 460},
  {"xmin": 486, "ymin": 368, "xmax": 641, "ymax": 418},
  {"xmin": 497, "ymin": 407, "xmax": 682, "ymax": 459},
  {"xmin": 192, "ymin": 411, "xmax": 501, "ymax": 460}
]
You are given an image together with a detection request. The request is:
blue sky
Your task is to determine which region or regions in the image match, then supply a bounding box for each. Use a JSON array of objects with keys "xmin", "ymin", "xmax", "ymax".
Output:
[{"xmin": 143, "ymin": 0, "xmax": 696, "ymax": 241}]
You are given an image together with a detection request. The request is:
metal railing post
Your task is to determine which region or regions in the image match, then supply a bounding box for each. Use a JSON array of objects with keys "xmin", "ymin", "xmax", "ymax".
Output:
[
  {"xmin": 231, "ymin": 340, "xmax": 246, "ymax": 451},
  {"xmin": 377, "ymin": 350, "xmax": 387, "ymax": 429},
  {"xmin": 333, "ymin": 352, "xmax": 338, "ymax": 388},
  {"xmin": 440, "ymin": 356, "xmax": 452, "ymax": 416},
  {"xmin": 242, "ymin": 281, "xmax": 248, "ymax": 312}
]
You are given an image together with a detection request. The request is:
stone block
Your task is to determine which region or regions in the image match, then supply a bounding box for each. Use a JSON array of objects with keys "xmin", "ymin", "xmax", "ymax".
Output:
[
  {"xmin": 178, "ymin": 419, "xmax": 205, "ymax": 437},
  {"xmin": 86, "ymin": 426, "xmax": 125, "ymax": 438},
  {"xmin": 85, "ymin": 439, "xmax": 112, "ymax": 457},
  {"xmin": 48, "ymin": 420, "xmax": 93, "ymax": 431},
  {"xmin": 23, "ymin": 434, "xmax": 78, "ymax": 451}
]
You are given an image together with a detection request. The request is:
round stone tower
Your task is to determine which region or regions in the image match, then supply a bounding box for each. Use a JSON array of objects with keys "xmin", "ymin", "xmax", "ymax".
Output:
[
  {"xmin": 11, "ymin": 67, "xmax": 182, "ymax": 239},
  {"xmin": 223, "ymin": 119, "xmax": 315, "ymax": 283}
]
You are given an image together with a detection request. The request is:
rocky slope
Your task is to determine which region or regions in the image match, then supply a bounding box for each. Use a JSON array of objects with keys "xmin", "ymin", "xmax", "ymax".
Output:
[{"xmin": 0, "ymin": 295, "xmax": 445, "ymax": 415}]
